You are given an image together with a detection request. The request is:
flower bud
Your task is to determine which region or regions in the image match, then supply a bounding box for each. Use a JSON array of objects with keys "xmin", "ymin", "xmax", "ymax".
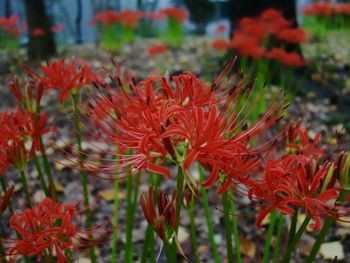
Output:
[{"xmin": 338, "ymin": 151, "xmax": 350, "ymax": 190}]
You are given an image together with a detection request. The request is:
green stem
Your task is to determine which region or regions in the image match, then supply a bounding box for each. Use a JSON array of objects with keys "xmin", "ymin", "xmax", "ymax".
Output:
[
  {"xmin": 111, "ymin": 179, "xmax": 119, "ymax": 262},
  {"xmin": 140, "ymin": 173, "xmax": 161, "ymax": 263},
  {"xmin": 71, "ymin": 93, "xmax": 96, "ymax": 263},
  {"xmin": 306, "ymin": 189, "xmax": 349, "ymax": 263},
  {"xmin": 229, "ymin": 192, "xmax": 242, "ymax": 263},
  {"xmin": 33, "ymin": 154, "xmax": 49, "ymax": 196},
  {"xmin": 171, "ymin": 165, "xmax": 185, "ymax": 257},
  {"xmin": 282, "ymin": 215, "xmax": 311, "ymax": 263},
  {"xmin": 39, "ymin": 137, "xmax": 57, "ymax": 201},
  {"xmin": 198, "ymin": 164, "xmax": 220, "ymax": 263},
  {"xmin": 287, "ymin": 209, "xmax": 298, "ymax": 247},
  {"xmin": 262, "ymin": 209, "xmax": 278, "ymax": 263},
  {"xmin": 163, "ymin": 235, "xmax": 175, "ymax": 263},
  {"xmin": 124, "ymin": 173, "xmax": 141, "ymax": 262},
  {"xmin": 222, "ymin": 191, "xmax": 234, "ymax": 263},
  {"xmin": 188, "ymin": 195, "xmax": 200, "ymax": 263},
  {"xmin": 18, "ymin": 169, "xmax": 32, "ymax": 208},
  {"xmin": 272, "ymin": 213, "xmax": 284, "ymax": 263}
]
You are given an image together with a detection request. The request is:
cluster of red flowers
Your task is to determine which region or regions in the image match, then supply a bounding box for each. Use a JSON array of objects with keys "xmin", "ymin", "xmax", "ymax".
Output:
[
  {"xmin": 4, "ymin": 198, "xmax": 107, "ymax": 262},
  {"xmin": 146, "ymin": 43, "xmax": 168, "ymax": 57},
  {"xmin": 90, "ymin": 7, "xmax": 187, "ymax": 28},
  {"xmin": 0, "ymin": 107, "xmax": 50, "ymax": 174},
  {"xmin": 79, "ymin": 58, "xmax": 285, "ymax": 194},
  {"xmin": 0, "ymin": 15, "xmax": 20, "ymax": 37},
  {"xmin": 23, "ymin": 59, "xmax": 95, "ymax": 103},
  {"xmin": 302, "ymin": 1, "xmax": 350, "ymax": 16},
  {"xmin": 213, "ymin": 9, "xmax": 306, "ymax": 67}
]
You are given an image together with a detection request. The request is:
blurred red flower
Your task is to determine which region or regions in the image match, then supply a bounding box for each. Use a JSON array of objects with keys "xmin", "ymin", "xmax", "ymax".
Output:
[
  {"xmin": 160, "ymin": 7, "xmax": 188, "ymax": 23},
  {"xmin": 147, "ymin": 43, "xmax": 168, "ymax": 57},
  {"xmin": 31, "ymin": 28, "xmax": 46, "ymax": 36}
]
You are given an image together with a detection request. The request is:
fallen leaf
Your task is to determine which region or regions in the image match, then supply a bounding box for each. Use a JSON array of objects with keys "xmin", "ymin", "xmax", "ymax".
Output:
[
  {"xmin": 99, "ymin": 188, "xmax": 126, "ymax": 201},
  {"xmin": 239, "ymin": 236, "xmax": 256, "ymax": 258},
  {"xmin": 55, "ymin": 181, "xmax": 65, "ymax": 192}
]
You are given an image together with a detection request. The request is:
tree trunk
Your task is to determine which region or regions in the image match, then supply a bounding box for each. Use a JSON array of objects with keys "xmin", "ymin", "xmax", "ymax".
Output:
[
  {"xmin": 76, "ymin": 0, "xmax": 83, "ymax": 44},
  {"xmin": 24, "ymin": 0, "xmax": 56, "ymax": 60},
  {"xmin": 5, "ymin": 0, "xmax": 11, "ymax": 17}
]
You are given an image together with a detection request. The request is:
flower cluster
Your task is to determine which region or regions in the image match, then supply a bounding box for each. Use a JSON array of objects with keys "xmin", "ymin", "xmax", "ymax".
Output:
[
  {"xmin": 0, "ymin": 15, "xmax": 20, "ymax": 37},
  {"xmin": 146, "ymin": 43, "xmax": 168, "ymax": 57},
  {"xmin": 75, "ymin": 59, "xmax": 285, "ymax": 193},
  {"xmin": 0, "ymin": 108, "xmax": 50, "ymax": 174},
  {"xmin": 4, "ymin": 198, "xmax": 108, "ymax": 262},
  {"xmin": 213, "ymin": 9, "xmax": 306, "ymax": 67},
  {"xmin": 302, "ymin": 1, "xmax": 350, "ymax": 16},
  {"xmin": 160, "ymin": 7, "xmax": 188, "ymax": 24}
]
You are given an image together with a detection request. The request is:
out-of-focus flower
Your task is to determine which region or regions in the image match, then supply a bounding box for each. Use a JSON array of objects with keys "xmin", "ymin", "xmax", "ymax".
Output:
[
  {"xmin": 231, "ymin": 32, "xmax": 266, "ymax": 59},
  {"xmin": 31, "ymin": 28, "xmax": 46, "ymax": 36},
  {"xmin": 212, "ymin": 39, "xmax": 231, "ymax": 50},
  {"xmin": 302, "ymin": 2, "xmax": 334, "ymax": 16},
  {"xmin": 266, "ymin": 48, "xmax": 305, "ymax": 67},
  {"xmin": 214, "ymin": 23, "xmax": 227, "ymax": 34},
  {"xmin": 0, "ymin": 15, "xmax": 20, "ymax": 37},
  {"xmin": 143, "ymin": 12, "xmax": 166, "ymax": 20},
  {"xmin": 5, "ymin": 198, "xmax": 109, "ymax": 262},
  {"xmin": 140, "ymin": 186, "xmax": 177, "ymax": 240},
  {"xmin": 160, "ymin": 7, "xmax": 188, "ymax": 23},
  {"xmin": 276, "ymin": 28, "xmax": 306, "ymax": 43},
  {"xmin": 118, "ymin": 10, "xmax": 143, "ymax": 28},
  {"xmin": 89, "ymin": 10, "xmax": 120, "ymax": 26},
  {"xmin": 147, "ymin": 43, "xmax": 168, "ymax": 57},
  {"xmin": 51, "ymin": 24, "xmax": 65, "ymax": 33}
]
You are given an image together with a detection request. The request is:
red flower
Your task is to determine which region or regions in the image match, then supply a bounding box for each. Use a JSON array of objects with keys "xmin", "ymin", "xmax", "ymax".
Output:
[
  {"xmin": 5, "ymin": 198, "xmax": 109, "ymax": 262},
  {"xmin": 140, "ymin": 186, "xmax": 177, "ymax": 240},
  {"xmin": 40, "ymin": 59, "xmax": 95, "ymax": 103},
  {"xmin": 0, "ymin": 185, "xmax": 14, "ymax": 215},
  {"xmin": 118, "ymin": 10, "xmax": 143, "ymax": 28},
  {"xmin": 31, "ymin": 28, "xmax": 46, "ymax": 36},
  {"xmin": 0, "ymin": 15, "xmax": 20, "ymax": 37},
  {"xmin": 143, "ymin": 12, "xmax": 166, "ymax": 20},
  {"xmin": 302, "ymin": 2, "xmax": 334, "ymax": 16},
  {"xmin": 212, "ymin": 39, "xmax": 231, "ymax": 50},
  {"xmin": 51, "ymin": 24, "xmax": 65, "ymax": 33},
  {"xmin": 147, "ymin": 44, "xmax": 168, "ymax": 57},
  {"xmin": 286, "ymin": 121, "xmax": 324, "ymax": 157},
  {"xmin": 89, "ymin": 10, "xmax": 120, "ymax": 26},
  {"xmin": 251, "ymin": 155, "xmax": 349, "ymax": 230},
  {"xmin": 276, "ymin": 28, "xmax": 306, "ymax": 44},
  {"xmin": 266, "ymin": 48, "xmax": 305, "ymax": 67},
  {"xmin": 0, "ymin": 108, "xmax": 51, "ymax": 173},
  {"xmin": 160, "ymin": 7, "xmax": 188, "ymax": 23},
  {"xmin": 214, "ymin": 23, "xmax": 227, "ymax": 34},
  {"xmin": 231, "ymin": 31, "xmax": 266, "ymax": 59}
]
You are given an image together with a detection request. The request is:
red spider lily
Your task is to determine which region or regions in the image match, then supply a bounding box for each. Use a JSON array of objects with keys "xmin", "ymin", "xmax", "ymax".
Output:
[
  {"xmin": 147, "ymin": 44, "xmax": 168, "ymax": 57},
  {"xmin": 160, "ymin": 7, "xmax": 188, "ymax": 23},
  {"xmin": 266, "ymin": 48, "xmax": 305, "ymax": 67},
  {"xmin": 335, "ymin": 151, "xmax": 350, "ymax": 189},
  {"xmin": 65, "ymin": 58, "xmax": 285, "ymax": 192},
  {"xmin": 4, "ymin": 198, "xmax": 109, "ymax": 262},
  {"xmin": 214, "ymin": 23, "xmax": 227, "ymax": 34},
  {"xmin": 231, "ymin": 32, "xmax": 266, "ymax": 59},
  {"xmin": 302, "ymin": 2, "xmax": 334, "ymax": 16},
  {"xmin": 251, "ymin": 154, "xmax": 349, "ymax": 230},
  {"xmin": 31, "ymin": 28, "xmax": 46, "ymax": 36},
  {"xmin": 40, "ymin": 59, "xmax": 95, "ymax": 103},
  {"xmin": 0, "ymin": 15, "xmax": 20, "ymax": 37},
  {"xmin": 51, "ymin": 24, "xmax": 65, "ymax": 33},
  {"xmin": 118, "ymin": 10, "xmax": 143, "ymax": 28},
  {"xmin": 140, "ymin": 186, "xmax": 177, "ymax": 240},
  {"xmin": 89, "ymin": 10, "xmax": 120, "ymax": 26},
  {"xmin": 276, "ymin": 28, "xmax": 307, "ymax": 44},
  {"xmin": 212, "ymin": 39, "xmax": 231, "ymax": 50},
  {"xmin": 0, "ymin": 185, "xmax": 14, "ymax": 215},
  {"xmin": 259, "ymin": 9, "xmax": 292, "ymax": 34},
  {"xmin": 285, "ymin": 121, "xmax": 324, "ymax": 157},
  {"xmin": 334, "ymin": 4, "xmax": 350, "ymax": 15},
  {"xmin": 0, "ymin": 108, "xmax": 51, "ymax": 173}
]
